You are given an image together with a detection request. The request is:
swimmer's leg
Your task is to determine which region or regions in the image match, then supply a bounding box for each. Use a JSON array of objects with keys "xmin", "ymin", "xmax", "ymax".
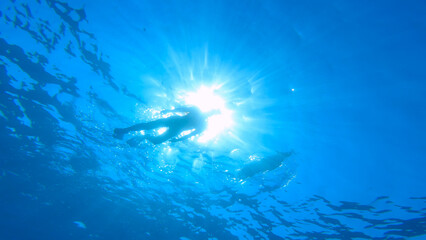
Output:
[
  {"xmin": 146, "ymin": 128, "xmax": 180, "ymax": 145},
  {"xmin": 114, "ymin": 119, "xmax": 169, "ymax": 139},
  {"xmin": 126, "ymin": 136, "xmax": 146, "ymax": 147},
  {"xmin": 125, "ymin": 127, "xmax": 181, "ymax": 146},
  {"xmin": 126, "ymin": 131, "xmax": 171, "ymax": 146},
  {"xmin": 113, "ymin": 128, "xmax": 127, "ymax": 139}
]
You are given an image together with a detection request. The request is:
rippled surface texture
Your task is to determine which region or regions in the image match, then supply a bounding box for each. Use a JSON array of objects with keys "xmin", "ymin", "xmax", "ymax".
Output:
[{"xmin": 1, "ymin": 0, "xmax": 425, "ymax": 239}]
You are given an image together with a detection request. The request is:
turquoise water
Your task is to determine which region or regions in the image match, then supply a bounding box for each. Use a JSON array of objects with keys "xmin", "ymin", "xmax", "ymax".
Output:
[{"xmin": 1, "ymin": 0, "xmax": 425, "ymax": 239}]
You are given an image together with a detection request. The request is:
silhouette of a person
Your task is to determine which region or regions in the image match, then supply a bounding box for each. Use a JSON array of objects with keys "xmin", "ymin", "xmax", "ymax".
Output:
[{"xmin": 114, "ymin": 106, "xmax": 214, "ymax": 145}]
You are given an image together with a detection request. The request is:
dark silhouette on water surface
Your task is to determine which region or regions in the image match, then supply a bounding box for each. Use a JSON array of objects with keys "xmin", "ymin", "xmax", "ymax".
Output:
[
  {"xmin": 114, "ymin": 106, "xmax": 216, "ymax": 145},
  {"xmin": 238, "ymin": 152, "xmax": 293, "ymax": 179}
]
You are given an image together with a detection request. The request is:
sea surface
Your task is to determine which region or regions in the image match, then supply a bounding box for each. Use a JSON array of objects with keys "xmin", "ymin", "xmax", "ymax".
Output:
[{"xmin": 1, "ymin": 0, "xmax": 425, "ymax": 239}]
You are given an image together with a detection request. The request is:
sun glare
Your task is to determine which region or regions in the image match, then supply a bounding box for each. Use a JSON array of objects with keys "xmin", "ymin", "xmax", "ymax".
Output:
[
  {"xmin": 184, "ymin": 85, "xmax": 225, "ymax": 112},
  {"xmin": 183, "ymin": 85, "xmax": 234, "ymax": 143}
]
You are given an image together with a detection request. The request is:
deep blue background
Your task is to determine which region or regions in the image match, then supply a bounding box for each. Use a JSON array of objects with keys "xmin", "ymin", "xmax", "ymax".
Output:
[{"xmin": 80, "ymin": 0, "xmax": 426, "ymax": 200}]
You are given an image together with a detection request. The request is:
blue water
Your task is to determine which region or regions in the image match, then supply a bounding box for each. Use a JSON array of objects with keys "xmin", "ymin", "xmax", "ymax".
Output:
[{"xmin": 1, "ymin": 0, "xmax": 425, "ymax": 239}]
